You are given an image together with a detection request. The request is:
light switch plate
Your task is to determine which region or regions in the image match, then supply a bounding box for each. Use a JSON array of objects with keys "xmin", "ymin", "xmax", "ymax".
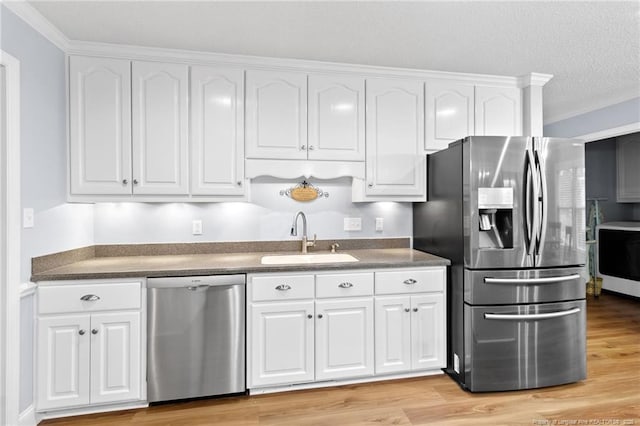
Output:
[
  {"xmin": 192, "ymin": 220, "xmax": 203, "ymax": 235},
  {"xmin": 375, "ymin": 217, "xmax": 384, "ymax": 231},
  {"xmin": 344, "ymin": 217, "xmax": 362, "ymax": 231},
  {"xmin": 23, "ymin": 208, "xmax": 34, "ymax": 228}
]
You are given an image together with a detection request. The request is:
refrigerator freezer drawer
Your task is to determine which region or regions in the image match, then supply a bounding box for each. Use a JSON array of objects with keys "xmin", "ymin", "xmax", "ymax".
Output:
[
  {"xmin": 464, "ymin": 267, "xmax": 586, "ymax": 305},
  {"xmin": 463, "ymin": 300, "xmax": 586, "ymax": 392}
]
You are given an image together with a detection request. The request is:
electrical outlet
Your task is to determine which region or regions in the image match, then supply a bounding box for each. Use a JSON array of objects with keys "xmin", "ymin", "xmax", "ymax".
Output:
[
  {"xmin": 343, "ymin": 217, "xmax": 362, "ymax": 231},
  {"xmin": 23, "ymin": 208, "xmax": 34, "ymax": 228},
  {"xmin": 375, "ymin": 217, "xmax": 384, "ymax": 232},
  {"xmin": 192, "ymin": 220, "xmax": 203, "ymax": 235}
]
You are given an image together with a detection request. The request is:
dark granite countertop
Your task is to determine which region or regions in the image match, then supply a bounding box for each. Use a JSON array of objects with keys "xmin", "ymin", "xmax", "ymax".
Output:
[{"xmin": 31, "ymin": 239, "xmax": 450, "ymax": 282}]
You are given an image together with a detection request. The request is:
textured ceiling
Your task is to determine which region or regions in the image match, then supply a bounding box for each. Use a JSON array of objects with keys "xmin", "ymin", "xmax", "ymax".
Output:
[{"xmin": 27, "ymin": 1, "xmax": 640, "ymax": 123}]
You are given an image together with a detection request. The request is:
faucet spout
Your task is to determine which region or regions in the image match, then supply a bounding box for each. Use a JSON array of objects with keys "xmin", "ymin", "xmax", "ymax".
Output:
[{"xmin": 291, "ymin": 211, "xmax": 316, "ymax": 253}]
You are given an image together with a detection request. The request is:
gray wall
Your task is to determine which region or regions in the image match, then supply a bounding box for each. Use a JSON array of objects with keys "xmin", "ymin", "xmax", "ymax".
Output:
[
  {"xmin": 1, "ymin": 5, "xmax": 94, "ymax": 414},
  {"xmin": 544, "ymin": 97, "xmax": 640, "ymax": 138}
]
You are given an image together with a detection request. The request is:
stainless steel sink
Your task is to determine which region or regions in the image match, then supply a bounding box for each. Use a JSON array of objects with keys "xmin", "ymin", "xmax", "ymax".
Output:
[{"xmin": 260, "ymin": 253, "xmax": 359, "ymax": 265}]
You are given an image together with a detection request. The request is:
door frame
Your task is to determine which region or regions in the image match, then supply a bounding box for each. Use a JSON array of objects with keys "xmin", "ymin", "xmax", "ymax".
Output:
[{"xmin": 1, "ymin": 49, "xmax": 22, "ymax": 426}]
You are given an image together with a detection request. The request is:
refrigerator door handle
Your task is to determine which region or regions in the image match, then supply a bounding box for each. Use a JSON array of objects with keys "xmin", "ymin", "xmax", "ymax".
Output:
[
  {"xmin": 534, "ymin": 148, "xmax": 548, "ymax": 255},
  {"xmin": 524, "ymin": 149, "xmax": 537, "ymax": 257},
  {"xmin": 484, "ymin": 273, "xmax": 582, "ymax": 284},
  {"xmin": 484, "ymin": 307, "xmax": 581, "ymax": 321}
]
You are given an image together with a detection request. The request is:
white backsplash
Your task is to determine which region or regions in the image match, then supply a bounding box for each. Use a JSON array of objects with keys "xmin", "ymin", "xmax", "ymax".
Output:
[{"xmin": 93, "ymin": 177, "xmax": 413, "ymax": 244}]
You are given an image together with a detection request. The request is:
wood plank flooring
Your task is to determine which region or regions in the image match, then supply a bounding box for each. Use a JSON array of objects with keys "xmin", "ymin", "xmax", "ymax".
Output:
[{"xmin": 42, "ymin": 292, "xmax": 640, "ymax": 425}]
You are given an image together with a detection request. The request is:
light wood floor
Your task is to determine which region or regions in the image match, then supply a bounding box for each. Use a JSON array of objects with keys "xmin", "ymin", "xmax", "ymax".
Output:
[{"xmin": 43, "ymin": 292, "xmax": 640, "ymax": 426}]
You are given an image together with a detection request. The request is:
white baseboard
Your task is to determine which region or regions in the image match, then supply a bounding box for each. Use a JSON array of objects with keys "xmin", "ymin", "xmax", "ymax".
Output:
[{"xmin": 18, "ymin": 405, "xmax": 37, "ymax": 426}]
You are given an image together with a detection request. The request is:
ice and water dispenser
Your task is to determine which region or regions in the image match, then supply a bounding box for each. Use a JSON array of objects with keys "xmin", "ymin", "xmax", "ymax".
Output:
[{"xmin": 478, "ymin": 187, "xmax": 514, "ymax": 249}]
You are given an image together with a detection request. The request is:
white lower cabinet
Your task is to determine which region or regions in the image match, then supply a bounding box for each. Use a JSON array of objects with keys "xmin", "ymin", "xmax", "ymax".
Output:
[
  {"xmin": 249, "ymin": 301, "xmax": 315, "ymax": 387},
  {"xmin": 247, "ymin": 266, "xmax": 445, "ymax": 391},
  {"xmin": 37, "ymin": 280, "xmax": 143, "ymax": 412},
  {"xmin": 315, "ymin": 298, "xmax": 374, "ymax": 381},
  {"xmin": 375, "ymin": 293, "xmax": 445, "ymax": 374}
]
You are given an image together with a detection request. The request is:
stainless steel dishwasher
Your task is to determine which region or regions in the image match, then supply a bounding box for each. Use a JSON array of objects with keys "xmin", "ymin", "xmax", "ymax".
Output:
[{"xmin": 147, "ymin": 274, "xmax": 246, "ymax": 402}]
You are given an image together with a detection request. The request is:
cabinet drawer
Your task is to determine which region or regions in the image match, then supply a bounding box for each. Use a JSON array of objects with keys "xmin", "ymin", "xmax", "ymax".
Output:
[
  {"xmin": 39, "ymin": 282, "xmax": 142, "ymax": 315},
  {"xmin": 251, "ymin": 275, "xmax": 315, "ymax": 302},
  {"xmin": 375, "ymin": 269, "xmax": 444, "ymax": 295},
  {"xmin": 316, "ymin": 273, "xmax": 374, "ymax": 298}
]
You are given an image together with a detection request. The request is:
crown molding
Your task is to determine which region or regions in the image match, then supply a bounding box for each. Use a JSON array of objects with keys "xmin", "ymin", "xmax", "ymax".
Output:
[
  {"xmin": 2, "ymin": 0, "xmax": 70, "ymax": 51},
  {"xmin": 66, "ymin": 40, "xmax": 521, "ymax": 86},
  {"xmin": 518, "ymin": 72, "xmax": 554, "ymax": 88}
]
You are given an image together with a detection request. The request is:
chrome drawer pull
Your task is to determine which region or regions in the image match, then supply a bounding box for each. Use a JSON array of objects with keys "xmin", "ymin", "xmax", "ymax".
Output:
[
  {"xmin": 275, "ymin": 284, "xmax": 291, "ymax": 291},
  {"xmin": 78, "ymin": 329, "xmax": 86, "ymax": 336},
  {"xmin": 404, "ymin": 308, "xmax": 410, "ymax": 313},
  {"xmin": 91, "ymin": 329, "xmax": 98, "ymax": 335},
  {"xmin": 484, "ymin": 274, "xmax": 581, "ymax": 285},
  {"xmin": 485, "ymin": 307, "xmax": 581, "ymax": 321},
  {"xmin": 403, "ymin": 278, "xmax": 417, "ymax": 285},
  {"xmin": 338, "ymin": 282, "xmax": 353, "ymax": 289},
  {"xmin": 80, "ymin": 294, "xmax": 100, "ymax": 301}
]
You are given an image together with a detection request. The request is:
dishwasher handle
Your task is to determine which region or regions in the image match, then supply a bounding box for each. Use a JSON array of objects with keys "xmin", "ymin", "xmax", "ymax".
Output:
[{"xmin": 147, "ymin": 274, "xmax": 246, "ymax": 288}]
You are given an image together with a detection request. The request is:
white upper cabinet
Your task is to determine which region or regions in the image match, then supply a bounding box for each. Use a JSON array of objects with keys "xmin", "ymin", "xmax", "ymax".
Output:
[
  {"xmin": 364, "ymin": 78, "xmax": 425, "ymax": 197},
  {"xmin": 245, "ymin": 70, "xmax": 307, "ymax": 160},
  {"xmin": 308, "ymin": 74, "xmax": 365, "ymax": 161},
  {"xmin": 69, "ymin": 56, "xmax": 132, "ymax": 195},
  {"xmin": 132, "ymin": 61, "xmax": 189, "ymax": 195},
  {"xmin": 475, "ymin": 86, "xmax": 522, "ymax": 136},
  {"xmin": 190, "ymin": 65, "xmax": 245, "ymax": 196},
  {"xmin": 425, "ymin": 81, "xmax": 474, "ymax": 152}
]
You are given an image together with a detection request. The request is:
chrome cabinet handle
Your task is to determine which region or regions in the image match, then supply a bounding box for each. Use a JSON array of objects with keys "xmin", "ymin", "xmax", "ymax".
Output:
[
  {"xmin": 368, "ymin": 183, "xmax": 373, "ymax": 188},
  {"xmin": 317, "ymin": 314, "xmax": 323, "ymax": 319},
  {"xmin": 300, "ymin": 145, "xmax": 306, "ymax": 151},
  {"xmin": 308, "ymin": 145, "xmax": 315, "ymax": 150},
  {"xmin": 122, "ymin": 179, "xmax": 128, "ymax": 185},
  {"xmin": 307, "ymin": 314, "xmax": 313, "ymax": 319},
  {"xmin": 413, "ymin": 308, "xmax": 418, "ymax": 312},
  {"xmin": 403, "ymin": 278, "xmax": 417, "ymax": 285},
  {"xmin": 404, "ymin": 308, "xmax": 410, "ymax": 313},
  {"xmin": 338, "ymin": 282, "xmax": 353, "ymax": 289},
  {"xmin": 275, "ymin": 284, "xmax": 291, "ymax": 291},
  {"xmin": 133, "ymin": 179, "xmax": 139, "ymax": 185},
  {"xmin": 80, "ymin": 294, "xmax": 100, "ymax": 301},
  {"xmin": 485, "ymin": 307, "xmax": 581, "ymax": 321},
  {"xmin": 91, "ymin": 329, "xmax": 98, "ymax": 335},
  {"xmin": 78, "ymin": 329, "xmax": 86, "ymax": 336},
  {"xmin": 484, "ymin": 274, "xmax": 581, "ymax": 285},
  {"xmin": 237, "ymin": 181, "xmax": 242, "ymax": 186}
]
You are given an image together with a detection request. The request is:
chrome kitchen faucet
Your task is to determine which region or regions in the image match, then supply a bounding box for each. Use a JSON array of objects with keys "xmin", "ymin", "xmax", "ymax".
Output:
[{"xmin": 290, "ymin": 211, "xmax": 316, "ymax": 253}]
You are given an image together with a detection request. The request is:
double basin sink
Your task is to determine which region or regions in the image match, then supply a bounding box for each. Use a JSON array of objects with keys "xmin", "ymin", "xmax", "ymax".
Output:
[{"xmin": 260, "ymin": 253, "xmax": 359, "ymax": 265}]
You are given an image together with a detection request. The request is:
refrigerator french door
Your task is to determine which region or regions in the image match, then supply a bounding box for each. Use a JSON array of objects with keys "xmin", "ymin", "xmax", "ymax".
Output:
[{"xmin": 414, "ymin": 136, "xmax": 587, "ymax": 392}]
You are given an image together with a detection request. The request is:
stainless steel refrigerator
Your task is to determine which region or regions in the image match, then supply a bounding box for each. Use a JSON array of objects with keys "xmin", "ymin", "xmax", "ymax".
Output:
[{"xmin": 414, "ymin": 136, "xmax": 587, "ymax": 392}]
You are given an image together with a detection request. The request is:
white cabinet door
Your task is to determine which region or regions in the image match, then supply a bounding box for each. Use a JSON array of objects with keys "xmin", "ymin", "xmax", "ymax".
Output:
[
  {"xmin": 69, "ymin": 56, "xmax": 132, "ymax": 195},
  {"xmin": 246, "ymin": 70, "xmax": 307, "ymax": 160},
  {"xmin": 315, "ymin": 298, "xmax": 374, "ymax": 380},
  {"xmin": 249, "ymin": 301, "xmax": 315, "ymax": 387},
  {"xmin": 411, "ymin": 294, "xmax": 446, "ymax": 371},
  {"xmin": 190, "ymin": 65, "xmax": 245, "ymax": 196},
  {"xmin": 374, "ymin": 296, "xmax": 411, "ymax": 375},
  {"xmin": 308, "ymin": 74, "xmax": 364, "ymax": 161},
  {"xmin": 37, "ymin": 314, "xmax": 91, "ymax": 410},
  {"xmin": 617, "ymin": 134, "xmax": 640, "ymax": 202},
  {"xmin": 475, "ymin": 86, "xmax": 522, "ymax": 136},
  {"xmin": 365, "ymin": 78, "xmax": 425, "ymax": 197},
  {"xmin": 90, "ymin": 312, "xmax": 141, "ymax": 405},
  {"xmin": 425, "ymin": 81, "xmax": 474, "ymax": 151},
  {"xmin": 132, "ymin": 61, "xmax": 189, "ymax": 195}
]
